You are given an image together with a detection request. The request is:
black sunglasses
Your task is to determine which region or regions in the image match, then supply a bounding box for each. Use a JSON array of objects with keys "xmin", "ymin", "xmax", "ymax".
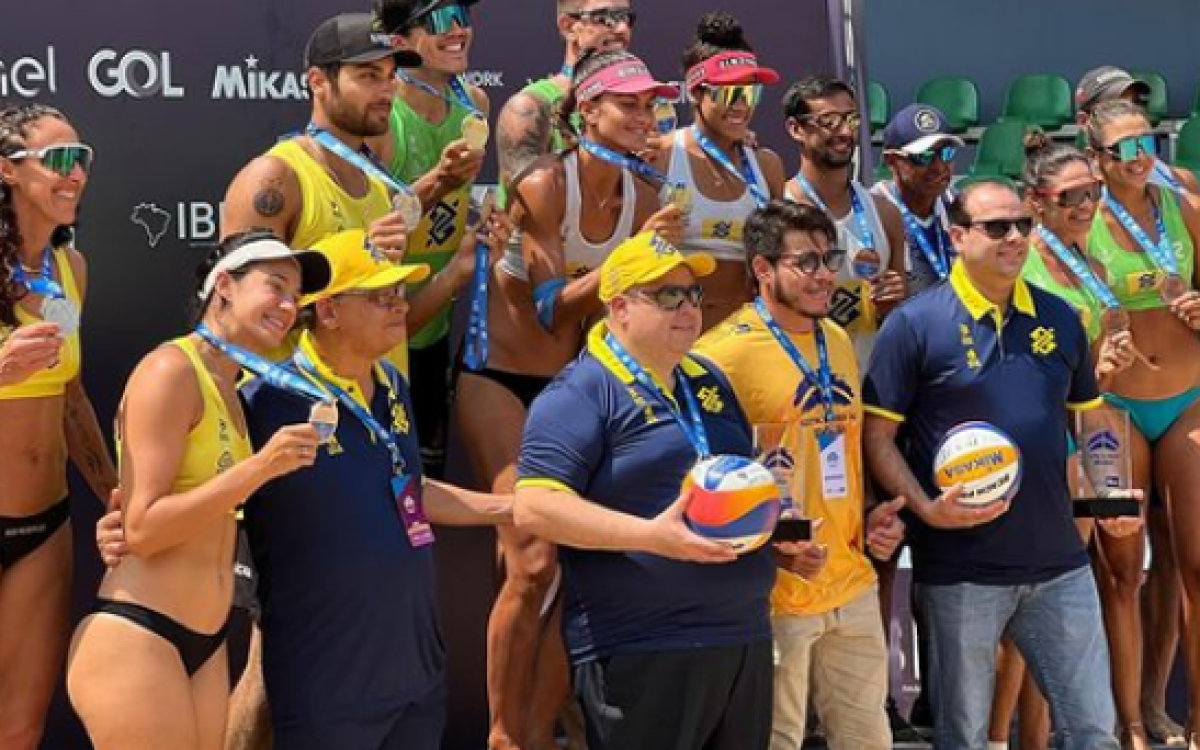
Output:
[
  {"xmin": 1046, "ymin": 182, "xmax": 1102, "ymax": 209},
  {"xmin": 569, "ymin": 7, "xmax": 637, "ymax": 28},
  {"xmin": 777, "ymin": 249, "xmax": 847, "ymax": 275},
  {"xmin": 966, "ymin": 217, "xmax": 1034, "ymax": 240},
  {"xmin": 633, "ymin": 283, "xmax": 703, "ymax": 311}
]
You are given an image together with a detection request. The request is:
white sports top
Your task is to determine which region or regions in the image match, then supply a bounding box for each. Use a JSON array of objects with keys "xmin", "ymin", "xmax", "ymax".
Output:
[{"xmin": 663, "ymin": 129, "xmax": 768, "ymax": 262}]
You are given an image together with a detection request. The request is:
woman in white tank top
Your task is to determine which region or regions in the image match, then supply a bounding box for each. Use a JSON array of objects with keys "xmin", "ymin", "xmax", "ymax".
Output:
[{"xmin": 652, "ymin": 13, "xmax": 787, "ymax": 331}]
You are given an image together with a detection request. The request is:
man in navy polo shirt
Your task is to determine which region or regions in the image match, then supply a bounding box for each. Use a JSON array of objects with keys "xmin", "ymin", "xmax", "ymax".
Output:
[
  {"xmin": 242, "ymin": 229, "xmax": 512, "ymax": 750},
  {"xmin": 863, "ymin": 179, "xmax": 1120, "ymax": 750},
  {"xmin": 515, "ymin": 231, "xmax": 776, "ymax": 750}
]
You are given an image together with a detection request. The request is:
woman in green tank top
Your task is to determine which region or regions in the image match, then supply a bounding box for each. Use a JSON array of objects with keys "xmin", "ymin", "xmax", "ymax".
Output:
[{"xmin": 1088, "ymin": 101, "xmax": 1200, "ymax": 750}]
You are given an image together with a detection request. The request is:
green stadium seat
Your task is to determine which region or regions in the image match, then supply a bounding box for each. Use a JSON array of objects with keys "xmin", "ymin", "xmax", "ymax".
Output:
[
  {"xmin": 868, "ymin": 80, "xmax": 890, "ymax": 133},
  {"xmin": 873, "ymin": 159, "xmax": 892, "ymax": 183},
  {"xmin": 1131, "ymin": 70, "xmax": 1169, "ymax": 126},
  {"xmin": 1002, "ymin": 74, "xmax": 1073, "ymax": 130},
  {"xmin": 969, "ymin": 119, "xmax": 1032, "ymax": 180},
  {"xmin": 915, "ymin": 76, "xmax": 980, "ymax": 133},
  {"xmin": 1176, "ymin": 117, "xmax": 1200, "ymax": 180}
]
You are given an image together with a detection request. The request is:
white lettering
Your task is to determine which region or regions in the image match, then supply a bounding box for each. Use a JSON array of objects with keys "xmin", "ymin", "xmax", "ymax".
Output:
[
  {"xmin": 211, "ymin": 59, "xmax": 309, "ymax": 101},
  {"xmin": 0, "ymin": 47, "xmax": 57, "ymax": 98},
  {"xmin": 88, "ymin": 49, "xmax": 185, "ymax": 99}
]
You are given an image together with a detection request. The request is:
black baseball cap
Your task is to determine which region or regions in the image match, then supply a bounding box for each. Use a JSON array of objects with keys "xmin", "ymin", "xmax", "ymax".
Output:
[
  {"xmin": 304, "ymin": 12, "xmax": 423, "ymax": 69},
  {"xmin": 1075, "ymin": 66, "xmax": 1151, "ymax": 112},
  {"xmin": 375, "ymin": 0, "xmax": 481, "ymax": 33}
]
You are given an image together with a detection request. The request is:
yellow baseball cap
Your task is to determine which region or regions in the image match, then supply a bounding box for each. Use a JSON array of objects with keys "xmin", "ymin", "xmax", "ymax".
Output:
[
  {"xmin": 598, "ymin": 231, "xmax": 716, "ymax": 303},
  {"xmin": 301, "ymin": 229, "xmax": 430, "ymax": 306}
]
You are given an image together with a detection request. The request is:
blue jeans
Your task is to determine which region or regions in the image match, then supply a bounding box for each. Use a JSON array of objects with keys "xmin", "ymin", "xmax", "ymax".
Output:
[{"xmin": 917, "ymin": 566, "xmax": 1117, "ymax": 750}]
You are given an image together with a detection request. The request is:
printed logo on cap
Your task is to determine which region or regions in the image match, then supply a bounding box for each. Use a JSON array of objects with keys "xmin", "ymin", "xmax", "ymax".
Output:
[
  {"xmin": 914, "ymin": 108, "xmax": 940, "ymax": 133},
  {"xmin": 650, "ymin": 234, "xmax": 679, "ymax": 258}
]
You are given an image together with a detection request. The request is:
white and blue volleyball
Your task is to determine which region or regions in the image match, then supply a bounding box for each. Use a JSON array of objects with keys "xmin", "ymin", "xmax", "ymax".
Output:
[
  {"xmin": 683, "ymin": 455, "xmax": 781, "ymax": 553},
  {"xmin": 933, "ymin": 421, "xmax": 1023, "ymax": 506}
]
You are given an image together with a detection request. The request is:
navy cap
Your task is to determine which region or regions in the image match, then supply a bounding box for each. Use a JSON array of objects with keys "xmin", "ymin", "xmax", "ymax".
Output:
[
  {"xmin": 305, "ymin": 12, "xmax": 423, "ymax": 69},
  {"xmin": 883, "ymin": 104, "xmax": 965, "ymax": 154}
]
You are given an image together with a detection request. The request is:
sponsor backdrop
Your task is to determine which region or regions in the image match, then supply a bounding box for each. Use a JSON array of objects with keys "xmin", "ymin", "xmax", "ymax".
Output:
[{"xmin": 0, "ymin": 2, "xmax": 875, "ymax": 748}]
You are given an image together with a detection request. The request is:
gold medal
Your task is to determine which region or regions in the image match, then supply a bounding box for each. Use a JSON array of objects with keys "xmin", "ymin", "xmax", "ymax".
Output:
[
  {"xmin": 461, "ymin": 114, "xmax": 490, "ymax": 150},
  {"xmin": 664, "ymin": 183, "xmax": 693, "ymax": 216},
  {"xmin": 308, "ymin": 400, "xmax": 339, "ymax": 444},
  {"xmin": 392, "ymin": 191, "xmax": 423, "ymax": 231}
]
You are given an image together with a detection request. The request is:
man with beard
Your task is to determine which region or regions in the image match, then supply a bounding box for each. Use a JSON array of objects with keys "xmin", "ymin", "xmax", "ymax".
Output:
[
  {"xmin": 782, "ymin": 75, "xmax": 905, "ymax": 367},
  {"xmin": 872, "ymin": 104, "xmax": 964, "ymax": 297}
]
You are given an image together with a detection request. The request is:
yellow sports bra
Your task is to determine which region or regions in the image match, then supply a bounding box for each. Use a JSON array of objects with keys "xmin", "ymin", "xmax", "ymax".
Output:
[
  {"xmin": 0, "ymin": 246, "xmax": 82, "ymax": 400},
  {"xmin": 163, "ymin": 337, "xmax": 254, "ymax": 493}
]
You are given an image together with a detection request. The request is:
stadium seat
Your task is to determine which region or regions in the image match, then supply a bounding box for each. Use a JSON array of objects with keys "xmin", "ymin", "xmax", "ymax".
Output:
[
  {"xmin": 1177, "ymin": 117, "xmax": 1200, "ymax": 180},
  {"xmin": 1002, "ymin": 74, "xmax": 1073, "ymax": 130},
  {"xmin": 868, "ymin": 80, "xmax": 890, "ymax": 133},
  {"xmin": 969, "ymin": 119, "xmax": 1032, "ymax": 180},
  {"xmin": 1131, "ymin": 70, "xmax": 1169, "ymax": 126},
  {"xmin": 916, "ymin": 76, "xmax": 980, "ymax": 133}
]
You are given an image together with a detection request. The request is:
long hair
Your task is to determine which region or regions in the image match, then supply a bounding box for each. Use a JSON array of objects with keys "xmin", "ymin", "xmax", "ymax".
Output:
[{"xmin": 0, "ymin": 103, "xmax": 70, "ymax": 326}]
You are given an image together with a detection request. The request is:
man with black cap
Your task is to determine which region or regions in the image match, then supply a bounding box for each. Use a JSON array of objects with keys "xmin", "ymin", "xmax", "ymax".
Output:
[
  {"xmin": 1076, "ymin": 65, "xmax": 1199, "ymax": 195},
  {"xmin": 872, "ymin": 104, "xmax": 965, "ymax": 298}
]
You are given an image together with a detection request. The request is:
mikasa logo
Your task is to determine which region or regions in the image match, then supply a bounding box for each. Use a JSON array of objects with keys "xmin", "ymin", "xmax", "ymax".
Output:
[
  {"xmin": 212, "ymin": 56, "xmax": 309, "ymax": 101},
  {"xmin": 0, "ymin": 47, "xmax": 58, "ymax": 98}
]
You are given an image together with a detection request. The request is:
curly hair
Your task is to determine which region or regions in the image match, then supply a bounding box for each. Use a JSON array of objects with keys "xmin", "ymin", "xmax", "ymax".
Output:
[{"xmin": 0, "ymin": 103, "xmax": 70, "ymax": 326}]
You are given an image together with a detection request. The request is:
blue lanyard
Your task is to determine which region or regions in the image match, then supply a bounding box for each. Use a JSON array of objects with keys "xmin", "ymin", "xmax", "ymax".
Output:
[
  {"xmin": 294, "ymin": 351, "xmax": 408, "ymax": 477},
  {"xmin": 796, "ymin": 175, "xmax": 875, "ymax": 249},
  {"xmin": 305, "ymin": 124, "xmax": 416, "ymax": 199},
  {"xmin": 1103, "ymin": 189, "xmax": 1178, "ymax": 275},
  {"xmin": 603, "ymin": 332, "xmax": 711, "ymax": 458},
  {"xmin": 690, "ymin": 126, "xmax": 769, "ymax": 209},
  {"xmin": 194, "ymin": 325, "xmax": 331, "ymax": 405},
  {"xmin": 11, "ymin": 246, "xmax": 65, "ymax": 299},
  {"xmin": 754, "ymin": 297, "xmax": 836, "ymax": 426},
  {"xmin": 578, "ymin": 138, "xmax": 671, "ymax": 186},
  {"xmin": 1152, "ymin": 159, "xmax": 1185, "ymax": 194},
  {"xmin": 890, "ymin": 184, "xmax": 951, "ymax": 280},
  {"xmin": 1036, "ymin": 227, "xmax": 1120, "ymax": 309},
  {"xmin": 463, "ymin": 231, "xmax": 489, "ymax": 371},
  {"xmin": 395, "ymin": 70, "xmax": 482, "ymax": 117}
]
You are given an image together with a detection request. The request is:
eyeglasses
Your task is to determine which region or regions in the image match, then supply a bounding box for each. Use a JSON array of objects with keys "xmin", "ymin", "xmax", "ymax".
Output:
[
  {"xmin": 799, "ymin": 111, "xmax": 861, "ymax": 133},
  {"xmin": 419, "ymin": 3, "xmax": 471, "ymax": 34},
  {"xmin": 6, "ymin": 143, "xmax": 94, "ymax": 177},
  {"xmin": 777, "ymin": 249, "xmax": 847, "ymax": 275},
  {"xmin": 966, "ymin": 217, "xmax": 1034, "ymax": 240},
  {"xmin": 709, "ymin": 84, "xmax": 764, "ymax": 109},
  {"xmin": 632, "ymin": 283, "xmax": 703, "ymax": 311},
  {"xmin": 1097, "ymin": 134, "xmax": 1156, "ymax": 163},
  {"xmin": 339, "ymin": 284, "xmax": 408, "ymax": 309},
  {"xmin": 1047, "ymin": 181, "xmax": 1102, "ymax": 208},
  {"xmin": 899, "ymin": 145, "xmax": 957, "ymax": 168},
  {"xmin": 569, "ymin": 7, "xmax": 637, "ymax": 29}
]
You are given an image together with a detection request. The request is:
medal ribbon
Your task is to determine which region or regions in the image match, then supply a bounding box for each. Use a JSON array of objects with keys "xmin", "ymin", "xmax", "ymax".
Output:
[
  {"xmin": 691, "ymin": 125, "xmax": 769, "ymax": 209},
  {"xmin": 796, "ymin": 175, "xmax": 875, "ymax": 249},
  {"xmin": 1103, "ymin": 189, "xmax": 1179, "ymax": 276},
  {"xmin": 305, "ymin": 124, "xmax": 416, "ymax": 199},
  {"xmin": 889, "ymin": 184, "xmax": 951, "ymax": 281},
  {"xmin": 194, "ymin": 324, "xmax": 331, "ymax": 405},
  {"xmin": 578, "ymin": 138, "xmax": 672, "ymax": 186},
  {"xmin": 395, "ymin": 70, "xmax": 482, "ymax": 117},
  {"xmin": 11, "ymin": 246, "xmax": 66, "ymax": 300},
  {"xmin": 754, "ymin": 297, "xmax": 836, "ymax": 426},
  {"xmin": 1036, "ymin": 227, "xmax": 1120, "ymax": 310}
]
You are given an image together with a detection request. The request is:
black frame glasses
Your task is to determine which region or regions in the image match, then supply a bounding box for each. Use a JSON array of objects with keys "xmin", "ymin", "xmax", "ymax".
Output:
[
  {"xmin": 776, "ymin": 249, "xmax": 847, "ymax": 275},
  {"xmin": 632, "ymin": 283, "xmax": 703, "ymax": 311},
  {"xmin": 966, "ymin": 217, "xmax": 1034, "ymax": 240}
]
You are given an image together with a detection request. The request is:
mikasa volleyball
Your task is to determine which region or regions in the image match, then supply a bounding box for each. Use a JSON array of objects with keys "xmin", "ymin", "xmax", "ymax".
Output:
[
  {"xmin": 683, "ymin": 455, "xmax": 781, "ymax": 553},
  {"xmin": 933, "ymin": 422, "xmax": 1023, "ymax": 506}
]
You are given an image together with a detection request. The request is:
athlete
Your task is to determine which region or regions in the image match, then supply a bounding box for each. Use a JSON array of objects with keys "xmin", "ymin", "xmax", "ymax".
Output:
[
  {"xmin": 0, "ymin": 103, "xmax": 117, "ymax": 750},
  {"xmin": 67, "ymin": 231, "xmax": 330, "ymax": 750},
  {"xmin": 653, "ymin": 11, "xmax": 786, "ymax": 331},
  {"xmin": 455, "ymin": 49, "xmax": 681, "ymax": 750}
]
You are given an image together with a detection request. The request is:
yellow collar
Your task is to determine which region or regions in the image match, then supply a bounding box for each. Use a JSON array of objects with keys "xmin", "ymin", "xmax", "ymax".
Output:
[
  {"xmin": 297, "ymin": 330, "xmax": 388, "ymax": 411},
  {"xmin": 949, "ymin": 261, "xmax": 1036, "ymax": 323},
  {"xmin": 585, "ymin": 321, "xmax": 706, "ymax": 394}
]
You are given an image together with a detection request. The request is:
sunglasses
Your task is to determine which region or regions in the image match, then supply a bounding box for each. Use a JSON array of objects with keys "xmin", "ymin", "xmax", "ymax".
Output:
[
  {"xmin": 710, "ymin": 84, "xmax": 764, "ymax": 109},
  {"xmin": 900, "ymin": 145, "xmax": 957, "ymax": 167},
  {"xmin": 1046, "ymin": 181, "xmax": 1102, "ymax": 208},
  {"xmin": 1098, "ymin": 134, "xmax": 1156, "ymax": 163},
  {"xmin": 632, "ymin": 283, "xmax": 703, "ymax": 311},
  {"xmin": 966, "ymin": 217, "xmax": 1034, "ymax": 240},
  {"xmin": 6, "ymin": 142, "xmax": 94, "ymax": 177},
  {"xmin": 799, "ymin": 111, "xmax": 861, "ymax": 133},
  {"xmin": 419, "ymin": 3, "xmax": 471, "ymax": 34},
  {"xmin": 777, "ymin": 249, "xmax": 847, "ymax": 275},
  {"xmin": 570, "ymin": 7, "xmax": 637, "ymax": 29},
  {"xmin": 340, "ymin": 284, "xmax": 408, "ymax": 309}
]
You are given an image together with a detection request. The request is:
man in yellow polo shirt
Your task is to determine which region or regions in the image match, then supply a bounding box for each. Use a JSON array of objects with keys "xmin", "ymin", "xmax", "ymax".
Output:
[{"xmin": 696, "ymin": 200, "xmax": 905, "ymax": 750}]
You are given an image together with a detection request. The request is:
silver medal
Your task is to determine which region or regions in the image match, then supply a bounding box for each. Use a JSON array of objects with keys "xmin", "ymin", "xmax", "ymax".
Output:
[
  {"xmin": 41, "ymin": 297, "xmax": 79, "ymax": 337},
  {"xmin": 308, "ymin": 400, "xmax": 339, "ymax": 444},
  {"xmin": 393, "ymin": 191, "xmax": 424, "ymax": 231}
]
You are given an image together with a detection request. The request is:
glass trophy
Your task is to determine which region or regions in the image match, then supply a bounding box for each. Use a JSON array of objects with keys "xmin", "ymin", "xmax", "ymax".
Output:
[
  {"xmin": 753, "ymin": 422, "xmax": 811, "ymax": 541},
  {"xmin": 1073, "ymin": 407, "xmax": 1139, "ymax": 518}
]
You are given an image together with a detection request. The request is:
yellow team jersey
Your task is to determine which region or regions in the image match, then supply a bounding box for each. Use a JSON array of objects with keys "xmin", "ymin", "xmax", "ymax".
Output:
[
  {"xmin": 0, "ymin": 246, "xmax": 82, "ymax": 400},
  {"xmin": 265, "ymin": 139, "xmax": 410, "ymax": 375},
  {"xmin": 695, "ymin": 303, "xmax": 876, "ymax": 616}
]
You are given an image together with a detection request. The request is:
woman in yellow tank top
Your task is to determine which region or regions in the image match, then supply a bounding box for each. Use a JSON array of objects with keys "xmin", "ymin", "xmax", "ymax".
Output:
[
  {"xmin": 0, "ymin": 103, "xmax": 117, "ymax": 750},
  {"xmin": 1087, "ymin": 101, "xmax": 1200, "ymax": 750},
  {"xmin": 66, "ymin": 231, "xmax": 329, "ymax": 750}
]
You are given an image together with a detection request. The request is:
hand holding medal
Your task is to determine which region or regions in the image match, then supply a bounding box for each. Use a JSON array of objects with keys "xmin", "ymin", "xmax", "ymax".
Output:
[
  {"xmin": 0, "ymin": 322, "xmax": 63, "ymax": 386},
  {"xmin": 1167, "ymin": 285, "xmax": 1200, "ymax": 330},
  {"xmin": 461, "ymin": 113, "xmax": 490, "ymax": 152},
  {"xmin": 1098, "ymin": 309, "xmax": 1158, "ymax": 373},
  {"xmin": 307, "ymin": 400, "xmax": 339, "ymax": 444}
]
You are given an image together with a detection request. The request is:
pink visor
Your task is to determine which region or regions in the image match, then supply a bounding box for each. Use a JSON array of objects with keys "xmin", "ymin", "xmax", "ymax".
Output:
[
  {"xmin": 686, "ymin": 51, "xmax": 781, "ymax": 90},
  {"xmin": 576, "ymin": 59, "xmax": 680, "ymax": 102}
]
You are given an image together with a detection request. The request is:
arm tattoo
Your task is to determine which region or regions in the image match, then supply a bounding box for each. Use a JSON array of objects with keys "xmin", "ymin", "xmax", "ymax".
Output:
[
  {"xmin": 498, "ymin": 96, "xmax": 552, "ymax": 185},
  {"xmin": 253, "ymin": 177, "xmax": 286, "ymax": 218}
]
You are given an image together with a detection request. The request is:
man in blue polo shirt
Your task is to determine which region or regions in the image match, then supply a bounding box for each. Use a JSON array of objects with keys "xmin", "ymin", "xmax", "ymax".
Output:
[
  {"xmin": 242, "ymin": 229, "xmax": 513, "ymax": 750},
  {"xmin": 515, "ymin": 231, "xmax": 776, "ymax": 750},
  {"xmin": 862, "ymin": 179, "xmax": 1120, "ymax": 750}
]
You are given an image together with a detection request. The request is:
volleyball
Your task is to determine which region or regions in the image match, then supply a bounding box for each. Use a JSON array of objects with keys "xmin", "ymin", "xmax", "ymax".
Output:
[
  {"xmin": 933, "ymin": 421, "xmax": 1023, "ymax": 506},
  {"xmin": 683, "ymin": 455, "xmax": 782, "ymax": 553}
]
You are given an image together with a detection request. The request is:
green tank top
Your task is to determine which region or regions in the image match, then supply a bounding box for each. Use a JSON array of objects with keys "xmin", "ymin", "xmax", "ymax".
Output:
[
  {"xmin": 388, "ymin": 93, "xmax": 475, "ymax": 348},
  {"xmin": 1088, "ymin": 188, "xmax": 1195, "ymax": 311},
  {"xmin": 1022, "ymin": 243, "xmax": 1102, "ymax": 342},
  {"xmin": 497, "ymin": 77, "xmax": 569, "ymax": 209}
]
